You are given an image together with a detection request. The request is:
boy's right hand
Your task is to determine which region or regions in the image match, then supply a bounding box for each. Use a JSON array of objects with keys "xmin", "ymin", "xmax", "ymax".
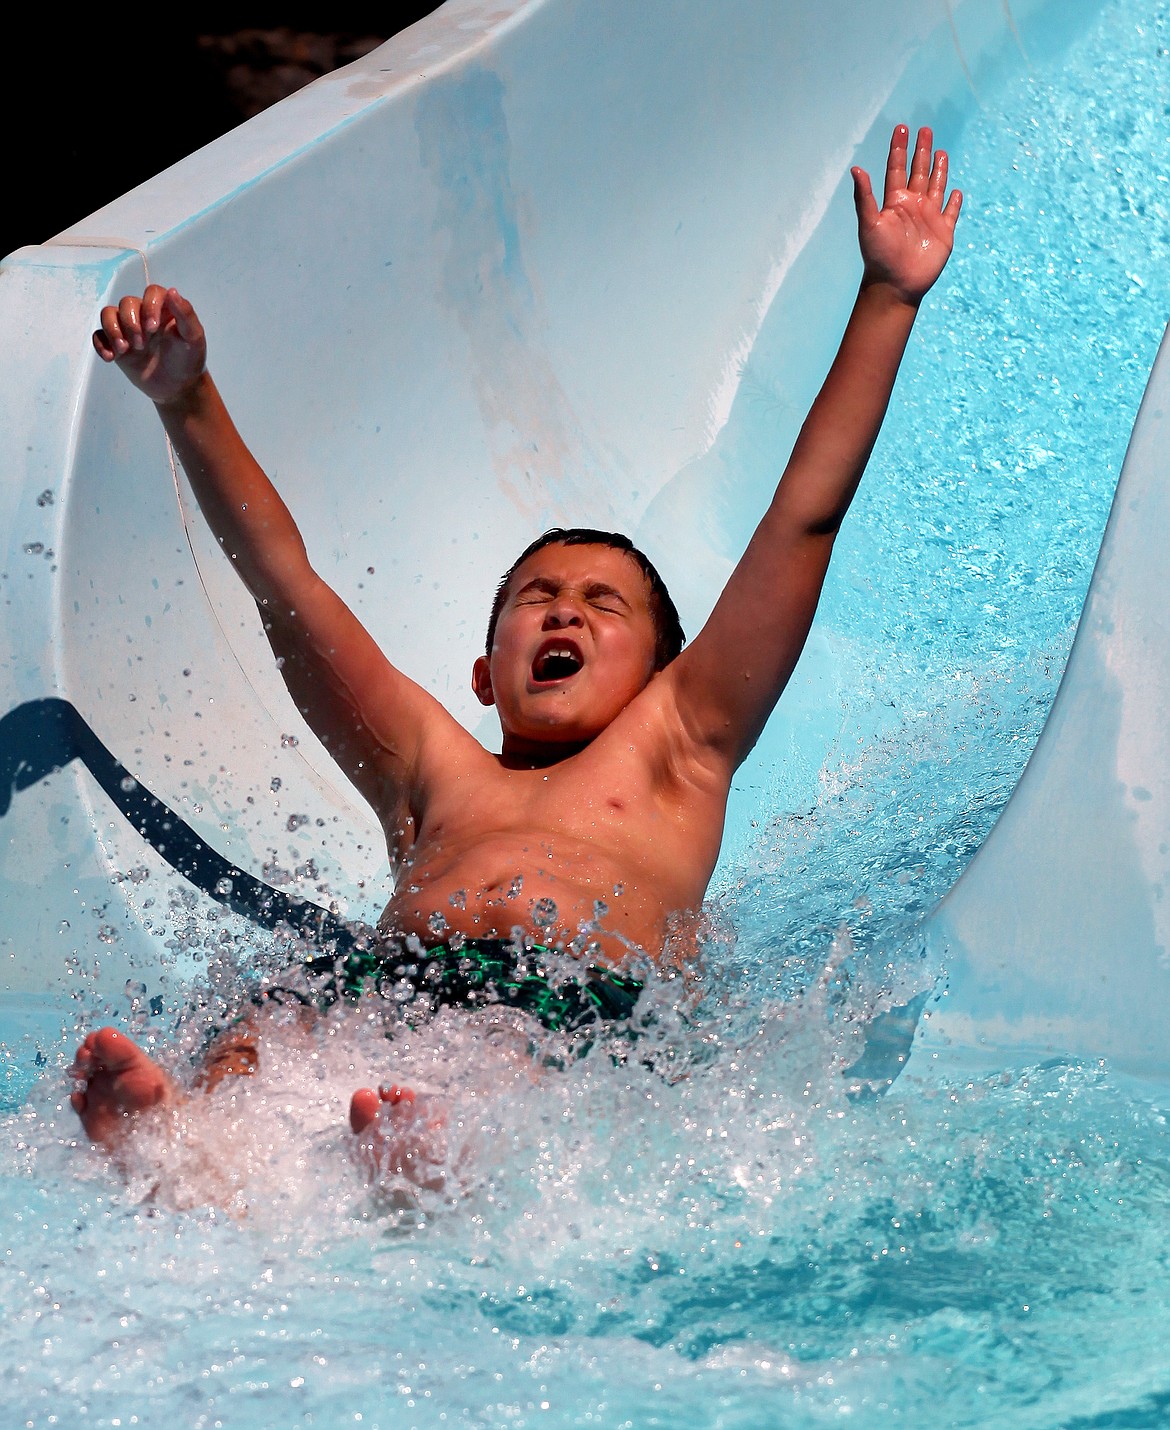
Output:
[{"xmin": 93, "ymin": 285, "xmax": 207, "ymax": 407}]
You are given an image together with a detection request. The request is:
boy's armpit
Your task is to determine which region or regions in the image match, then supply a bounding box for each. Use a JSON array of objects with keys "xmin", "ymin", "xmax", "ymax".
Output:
[{"xmin": 257, "ymin": 569, "xmax": 451, "ymax": 745}]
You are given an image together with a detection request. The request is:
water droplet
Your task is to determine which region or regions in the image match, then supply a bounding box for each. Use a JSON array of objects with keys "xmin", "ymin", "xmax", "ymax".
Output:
[
  {"xmin": 119, "ymin": 775, "xmax": 138, "ymax": 794},
  {"xmin": 426, "ymin": 910, "xmax": 448, "ymax": 938},
  {"xmin": 270, "ymin": 777, "xmax": 282, "ymax": 792},
  {"xmin": 592, "ymin": 900, "xmax": 608, "ymax": 922},
  {"xmin": 448, "ymin": 889, "xmax": 467, "ymax": 910},
  {"xmin": 280, "ymin": 733, "xmax": 299, "ymax": 749},
  {"xmin": 214, "ymin": 877, "xmax": 234, "ymax": 897},
  {"xmin": 506, "ymin": 875, "xmax": 524, "ymax": 899},
  {"xmin": 533, "ymin": 898, "xmax": 558, "ymax": 928},
  {"xmin": 36, "ymin": 489, "xmax": 54, "ymax": 507}
]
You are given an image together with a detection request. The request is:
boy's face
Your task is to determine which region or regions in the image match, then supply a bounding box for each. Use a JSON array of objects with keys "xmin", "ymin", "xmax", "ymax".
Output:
[{"xmin": 472, "ymin": 543, "xmax": 660, "ymax": 754}]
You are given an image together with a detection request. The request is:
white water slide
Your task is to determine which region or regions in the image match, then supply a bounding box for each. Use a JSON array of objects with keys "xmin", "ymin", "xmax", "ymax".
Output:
[{"xmin": 1, "ymin": 0, "xmax": 1166, "ymax": 1083}]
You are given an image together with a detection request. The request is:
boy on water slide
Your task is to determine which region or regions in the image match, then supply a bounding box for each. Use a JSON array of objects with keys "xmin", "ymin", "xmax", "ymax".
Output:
[{"xmin": 72, "ymin": 126, "xmax": 961, "ymax": 1173}]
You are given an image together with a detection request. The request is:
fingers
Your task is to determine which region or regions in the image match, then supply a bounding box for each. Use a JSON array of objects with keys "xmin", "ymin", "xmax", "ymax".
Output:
[
  {"xmin": 93, "ymin": 301, "xmax": 130, "ymax": 361},
  {"xmin": 851, "ymin": 165, "xmax": 880, "ymax": 228},
  {"xmin": 92, "ymin": 328, "xmax": 117, "ymax": 362},
  {"xmin": 882, "ymin": 123, "xmax": 958, "ymax": 217},
  {"xmin": 91, "ymin": 283, "xmax": 199, "ymax": 359},
  {"xmin": 94, "ymin": 286, "xmax": 151, "ymax": 358},
  {"xmin": 908, "ymin": 125, "xmax": 934, "ymax": 192},
  {"xmin": 926, "ymin": 145, "xmax": 948, "ymax": 203},
  {"xmin": 139, "ymin": 283, "xmax": 168, "ymax": 337},
  {"xmin": 124, "ymin": 286, "xmax": 165, "ymax": 350},
  {"xmin": 883, "ymin": 124, "xmax": 910, "ymax": 206},
  {"xmin": 162, "ymin": 287, "xmax": 204, "ymax": 346}
]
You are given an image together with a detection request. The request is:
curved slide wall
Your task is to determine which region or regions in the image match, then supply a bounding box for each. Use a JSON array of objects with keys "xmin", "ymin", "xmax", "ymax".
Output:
[
  {"xmin": 1, "ymin": 0, "xmax": 1150, "ymax": 1078},
  {"xmin": 918, "ymin": 327, "xmax": 1170, "ymax": 1084}
]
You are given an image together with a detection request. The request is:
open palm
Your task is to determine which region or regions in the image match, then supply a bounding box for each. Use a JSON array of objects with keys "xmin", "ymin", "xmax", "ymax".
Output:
[{"xmin": 852, "ymin": 125, "xmax": 963, "ymax": 305}]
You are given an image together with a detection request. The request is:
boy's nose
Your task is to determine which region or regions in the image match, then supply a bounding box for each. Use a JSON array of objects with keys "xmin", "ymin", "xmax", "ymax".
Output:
[{"xmin": 543, "ymin": 598, "xmax": 584, "ymax": 628}]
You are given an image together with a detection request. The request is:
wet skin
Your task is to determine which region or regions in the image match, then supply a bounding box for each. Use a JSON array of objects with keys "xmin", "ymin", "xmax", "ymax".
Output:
[
  {"xmin": 80, "ymin": 124, "xmax": 963, "ymax": 1171},
  {"xmin": 373, "ymin": 542, "xmax": 725, "ymax": 964}
]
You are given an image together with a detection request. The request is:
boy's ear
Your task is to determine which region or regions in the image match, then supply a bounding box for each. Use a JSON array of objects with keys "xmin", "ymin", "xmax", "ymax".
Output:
[{"xmin": 471, "ymin": 655, "xmax": 495, "ymax": 707}]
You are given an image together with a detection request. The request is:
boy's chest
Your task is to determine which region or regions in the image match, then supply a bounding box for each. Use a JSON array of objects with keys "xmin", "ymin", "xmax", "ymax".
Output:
[
  {"xmin": 424, "ymin": 749, "xmax": 669, "ymax": 848},
  {"xmin": 411, "ymin": 732, "xmax": 700, "ymax": 852},
  {"xmin": 385, "ymin": 727, "xmax": 729, "ymax": 923}
]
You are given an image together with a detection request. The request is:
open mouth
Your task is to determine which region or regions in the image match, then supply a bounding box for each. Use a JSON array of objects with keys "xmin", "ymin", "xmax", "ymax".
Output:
[{"xmin": 532, "ymin": 643, "xmax": 583, "ymax": 684}]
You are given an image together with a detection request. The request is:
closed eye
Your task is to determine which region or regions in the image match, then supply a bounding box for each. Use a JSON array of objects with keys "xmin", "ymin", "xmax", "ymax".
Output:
[
  {"xmin": 512, "ymin": 579, "xmax": 558, "ymax": 606},
  {"xmin": 584, "ymin": 584, "xmax": 629, "ymax": 613},
  {"xmin": 511, "ymin": 577, "xmax": 630, "ymax": 613}
]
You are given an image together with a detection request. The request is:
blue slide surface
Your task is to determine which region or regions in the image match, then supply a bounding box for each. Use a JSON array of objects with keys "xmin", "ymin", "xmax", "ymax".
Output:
[{"xmin": 1, "ymin": 0, "xmax": 1164, "ymax": 1082}]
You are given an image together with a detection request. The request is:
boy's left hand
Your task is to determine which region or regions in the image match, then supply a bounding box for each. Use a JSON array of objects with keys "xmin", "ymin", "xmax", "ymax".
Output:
[{"xmin": 852, "ymin": 124, "xmax": 963, "ymax": 305}]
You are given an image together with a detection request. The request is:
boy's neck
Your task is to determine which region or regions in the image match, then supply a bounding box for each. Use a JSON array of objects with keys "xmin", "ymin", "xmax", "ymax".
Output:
[{"xmin": 496, "ymin": 734, "xmax": 592, "ymax": 770}]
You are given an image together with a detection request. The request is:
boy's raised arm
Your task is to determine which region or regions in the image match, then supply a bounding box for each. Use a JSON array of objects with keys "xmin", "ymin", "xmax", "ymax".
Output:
[
  {"xmin": 93, "ymin": 285, "xmax": 444, "ymax": 821},
  {"xmin": 667, "ymin": 125, "xmax": 962, "ymax": 773}
]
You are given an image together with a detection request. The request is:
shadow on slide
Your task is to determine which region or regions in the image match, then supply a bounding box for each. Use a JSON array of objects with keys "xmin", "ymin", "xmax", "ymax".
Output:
[{"xmin": 0, "ymin": 698, "xmax": 361, "ymax": 952}]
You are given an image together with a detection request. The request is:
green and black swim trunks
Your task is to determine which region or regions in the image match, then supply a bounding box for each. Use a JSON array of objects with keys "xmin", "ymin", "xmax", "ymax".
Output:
[{"xmin": 255, "ymin": 935, "xmax": 644, "ymax": 1036}]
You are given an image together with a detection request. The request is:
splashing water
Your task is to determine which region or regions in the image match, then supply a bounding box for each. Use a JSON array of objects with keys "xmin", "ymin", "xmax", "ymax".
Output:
[{"xmin": 4, "ymin": 2, "xmax": 1170, "ymax": 1426}]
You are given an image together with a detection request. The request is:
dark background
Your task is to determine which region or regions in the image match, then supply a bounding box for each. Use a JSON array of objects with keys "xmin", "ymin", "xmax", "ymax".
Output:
[{"xmin": 8, "ymin": 8, "xmax": 444, "ymax": 261}]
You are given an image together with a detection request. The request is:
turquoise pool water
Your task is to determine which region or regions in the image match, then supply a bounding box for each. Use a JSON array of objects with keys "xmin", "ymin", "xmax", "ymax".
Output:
[{"xmin": 4, "ymin": 1, "xmax": 1170, "ymax": 1425}]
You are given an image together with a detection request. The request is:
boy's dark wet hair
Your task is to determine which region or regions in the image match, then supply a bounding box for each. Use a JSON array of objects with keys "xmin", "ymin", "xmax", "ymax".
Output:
[{"xmin": 485, "ymin": 528, "xmax": 685, "ymax": 671}]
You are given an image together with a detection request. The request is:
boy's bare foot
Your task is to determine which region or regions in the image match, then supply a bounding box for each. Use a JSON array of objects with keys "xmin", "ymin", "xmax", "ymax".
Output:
[
  {"xmin": 349, "ymin": 1084, "xmax": 447, "ymax": 1191},
  {"xmin": 70, "ymin": 1026, "xmax": 175, "ymax": 1149}
]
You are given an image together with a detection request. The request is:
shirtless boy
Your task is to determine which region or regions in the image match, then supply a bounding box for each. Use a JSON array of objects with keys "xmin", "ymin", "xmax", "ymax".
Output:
[{"xmin": 72, "ymin": 125, "xmax": 962, "ymax": 1169}]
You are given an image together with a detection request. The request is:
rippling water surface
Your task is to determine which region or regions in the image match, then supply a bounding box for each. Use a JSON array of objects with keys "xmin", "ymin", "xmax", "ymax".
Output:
[{"xmin": 4, "ymin": 2, "xmax": 1170, "ymax": 1425}]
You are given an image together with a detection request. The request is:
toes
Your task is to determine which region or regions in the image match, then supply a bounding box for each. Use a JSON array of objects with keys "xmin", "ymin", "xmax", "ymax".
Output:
[
  {"xmin": 349, "ymin": 1087, "xmax": 381, "ymax": 1134},
  {"xmin": 72, "ymin": 1027, "xmax": 136, "ymax": 1078},
  {"xmin": 351, "ymin": 1084, "xmax": 420, "ymax": 1134},
  {"xmin": 91, "ymin": 1026, "xmax": 140, "ymax": 1071},
  {"xmin": 70, "ymin": 1032, "xmax": 101, "ymax": 1078},
  {"xmin": 378, "ymin": 1084, "xmax": 415, "ymax": 1107}
]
